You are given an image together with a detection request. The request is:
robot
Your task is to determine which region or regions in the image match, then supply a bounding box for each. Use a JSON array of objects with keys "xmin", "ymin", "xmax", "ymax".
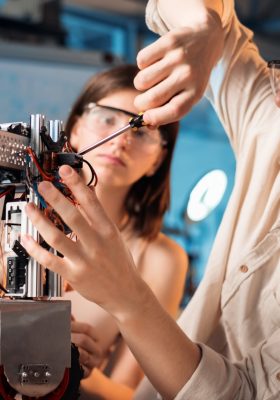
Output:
[
  {"xmin": 0, "ymin": 110, "xmax": 144, "ymax": 399},
  {"xmin": 0, "ymin": 115, "xmax": 86, "ymax": 399}
]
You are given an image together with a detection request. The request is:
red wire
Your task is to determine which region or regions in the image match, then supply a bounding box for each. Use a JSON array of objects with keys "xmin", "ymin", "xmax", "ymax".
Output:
[
  {"xmin": 26, "ymin": 147, "xmax": 54, "ymax": 182},
  {"xmin": 0, "ymin": 187, "xmax": 14, "ymax": 199}
]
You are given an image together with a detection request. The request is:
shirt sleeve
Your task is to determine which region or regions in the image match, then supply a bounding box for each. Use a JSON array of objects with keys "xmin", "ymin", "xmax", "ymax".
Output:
[
  {"xmin": 145, "ymin": 0, "xmax": 169, "ymax": 35},
  {"xmin": 135, "ymin": 330, "xmax": 280, "ymax": 400},
  {"xmin": 221, "ymin": 0, "xmax": 234, "ymax": 28},
  {"xmin": 145, "ymin": 0, "xmax": 234, "ymax": 35},
  {"xmin": 205, "ymin": 12, "xmax": 280, "ymax": 156},
  {"xmin": 174, "ymin": 331, "xmax": 280, "ymax": 399}
]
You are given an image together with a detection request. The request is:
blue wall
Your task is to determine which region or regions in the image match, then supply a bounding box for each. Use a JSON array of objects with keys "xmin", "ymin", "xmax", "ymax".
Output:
[{"xmin": 0, "ymin": 58, "xmax": 98, "ymax": 122}]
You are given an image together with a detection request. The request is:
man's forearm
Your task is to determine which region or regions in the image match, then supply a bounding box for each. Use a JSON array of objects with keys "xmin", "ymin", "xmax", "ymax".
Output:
[{"xmin": 116, "ymin": 285, "xmax": 201, "ymax": 400}]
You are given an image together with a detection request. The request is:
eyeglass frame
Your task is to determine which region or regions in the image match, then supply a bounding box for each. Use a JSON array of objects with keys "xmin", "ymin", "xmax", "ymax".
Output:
[{"xmin": 83, "ymin": 102, "xmax": 168, "ymax": 148}]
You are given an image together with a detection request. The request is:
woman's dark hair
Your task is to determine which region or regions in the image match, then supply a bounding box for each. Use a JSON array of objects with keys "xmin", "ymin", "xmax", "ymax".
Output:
[{"xmin": 65, "ymin": 64, "xmax": 179, "ymax": 240}]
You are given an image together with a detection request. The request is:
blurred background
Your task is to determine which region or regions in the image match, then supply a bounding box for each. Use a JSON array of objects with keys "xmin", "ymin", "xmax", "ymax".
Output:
[{"xmin": 0, "ymin": 0, "xmax": 279, "ymax": 305}]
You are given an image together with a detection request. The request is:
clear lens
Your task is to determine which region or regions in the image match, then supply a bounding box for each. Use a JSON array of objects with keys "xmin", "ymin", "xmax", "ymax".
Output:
[
  {"xmin": 83, "ymin": 105, "xmax": 163, "ymax": 147},
  {"xmin": 84, "ymin": 106, "xmax": 127, "ymax": 137},
  {"xmin": 268, "ymin": 60, "xmax": 280, "ymax": 97},
  {"xmin": 130, "ymin": 127, "xmax": 162, "ymax": 146}
]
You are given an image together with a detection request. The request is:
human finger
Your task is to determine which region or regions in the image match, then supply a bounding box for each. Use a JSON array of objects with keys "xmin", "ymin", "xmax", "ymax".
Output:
[
  {"xmin": 71, "ymin": 322, "xmax": 102, "ymax": 354},
  {"xmin": 142, "ymin": 89, "xmax": 196, "ymax": 126},
  {"xmin": 135, "ymin": 41, "xmax": 190, "ymax": 93},
  {"xmin": 73, "ymin": 341, "xmax": 102, "ymax": 369},
  {"xmin": 21, "ymin": 232, "xmax": 93, "ymax": 303},
  {"xmin": 134, "ymin": 66, "xmax": 193, "ymax": 115},
  {"xmin": 58, "ymin": 166, "xmax": 114, "ymax": 230},
  {"xmin": 136, "ymin": 37, "xmax": 169, "ymax": 70},
  {"xmin": 37, "ymin": 180, "xmax": 94, "ymax": 242},
  {"xmin": 71, "ymin": 321, "xmax": 99, "ymax": 344},
  {"xmin": 134, "ymin": 57, "xmax": 173, "ymax": 93},
  {"xmin": 75, "ymin": 346, "xmax": 95, "ymax": 378},
  {"xmin": 23, "ymin": 203, "xmax": 79, "ymax": 260},
  {"xmin": 136, "ymin": 29, "xmax": 186, "ymax": 69},
  {"xmin": 71, "ymin": 322, "xmax": 104, "ymax": 371},
  {"xmin": 21, "ymin": 234, "xmax": 67, "ymax": 277}
]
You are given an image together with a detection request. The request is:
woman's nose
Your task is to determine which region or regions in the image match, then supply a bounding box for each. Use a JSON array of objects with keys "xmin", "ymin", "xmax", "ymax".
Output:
[{"xmin": 110, "ymin": 131, "xmax": 132, "ymax": 147}]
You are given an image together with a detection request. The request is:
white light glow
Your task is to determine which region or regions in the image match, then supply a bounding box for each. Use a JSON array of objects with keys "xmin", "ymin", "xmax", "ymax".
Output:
[{"xmin": 186, "ymin": 170, "xmax": 227, "ymax": 222}]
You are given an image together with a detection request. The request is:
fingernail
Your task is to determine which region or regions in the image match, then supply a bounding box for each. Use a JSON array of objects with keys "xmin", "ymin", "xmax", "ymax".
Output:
[
  {"xmin": 142, "ymin": 112, "xmax": 152, "ymax": 126},
  {"xmin": 39, "ymin": 181, "xmax": 52, "ymax": 193},
  {"xmin": 59, "ymin": 165, "xmax": 73, "ymax": 178}
]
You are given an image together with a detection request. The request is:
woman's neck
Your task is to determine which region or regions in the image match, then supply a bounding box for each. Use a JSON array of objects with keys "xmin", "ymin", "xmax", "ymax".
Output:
[{"xmin": 95, "ymin": 184, "xmax": 129, "ymax": 229}]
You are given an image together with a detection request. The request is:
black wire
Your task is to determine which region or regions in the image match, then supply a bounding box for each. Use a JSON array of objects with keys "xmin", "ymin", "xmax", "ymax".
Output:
[
  {"xmin": 82, "ymin": 159, "xmax": 98, "ymax": 187},
  {"xmin": 0, "ymin": 187, "xmax": 13, "ymax": 199}
]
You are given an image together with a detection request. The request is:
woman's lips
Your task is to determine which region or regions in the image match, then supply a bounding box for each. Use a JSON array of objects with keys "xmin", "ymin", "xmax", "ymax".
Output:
[{"xmin": 97, "ymin": 154, "xmax": 126, "ymax": 166}]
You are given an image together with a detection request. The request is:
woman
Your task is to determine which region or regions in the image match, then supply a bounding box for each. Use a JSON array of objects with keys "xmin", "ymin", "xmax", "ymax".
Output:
[{"xmin": 63, "ymin": 65, "xmax": 188, "ymax": 399}]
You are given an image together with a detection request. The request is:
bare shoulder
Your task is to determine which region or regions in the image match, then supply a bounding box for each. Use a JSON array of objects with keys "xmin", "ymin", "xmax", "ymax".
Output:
[
  {"xmin": 142, "ymin": 232, "xmax": 188, "ymax": 270},
  {"xmin": 138, "ymin": 233, "xmax": 188, "ymax": 316}
]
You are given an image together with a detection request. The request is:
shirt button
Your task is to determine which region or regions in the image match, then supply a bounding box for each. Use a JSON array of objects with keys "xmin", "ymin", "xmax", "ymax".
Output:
[
  {"xmin": 276, "ymin": 372, "xmax": 280, "ymax": 381},
  {"xmin": 240, "ymin": 265, "xmax": 248, "ymax": 273}
]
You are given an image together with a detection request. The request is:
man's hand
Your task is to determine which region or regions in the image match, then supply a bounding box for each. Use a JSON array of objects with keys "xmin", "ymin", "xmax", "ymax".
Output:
[{"xmin": 134, "ymin": 10, "xmax": 224, "ymax": 126}]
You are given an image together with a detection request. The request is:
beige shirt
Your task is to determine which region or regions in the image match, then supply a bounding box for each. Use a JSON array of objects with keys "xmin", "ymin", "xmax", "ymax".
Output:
[{"xmin": 137, "ymin": 1, "xmax": 280, "ymax": 399}]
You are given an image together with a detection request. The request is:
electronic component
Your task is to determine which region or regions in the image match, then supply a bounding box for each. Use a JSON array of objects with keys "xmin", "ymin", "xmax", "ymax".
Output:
[
  {"xmin": 0, "ymin": 115, "xmax": 83, "ymax": 398},
  {"xmin": 0, "ymin": 108, "xmax": 133, "ymax": 397}
]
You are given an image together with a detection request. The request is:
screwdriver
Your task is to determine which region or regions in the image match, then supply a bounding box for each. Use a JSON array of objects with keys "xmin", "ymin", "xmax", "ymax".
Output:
[{"xmin": 78, "ymin": 114, "xmax": 145, "ymax": 156}]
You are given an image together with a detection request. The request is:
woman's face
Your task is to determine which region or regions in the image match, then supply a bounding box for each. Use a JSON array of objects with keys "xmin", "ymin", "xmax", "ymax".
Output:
[{"xmin": 70, "ymin": 89, "xmax": 165, "ymax": 188}]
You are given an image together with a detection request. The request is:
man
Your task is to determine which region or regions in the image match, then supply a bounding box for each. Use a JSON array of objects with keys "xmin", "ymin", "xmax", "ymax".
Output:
[{"xmin": 22, "ymin": 1, "xmax": 280, "ymax": 399}]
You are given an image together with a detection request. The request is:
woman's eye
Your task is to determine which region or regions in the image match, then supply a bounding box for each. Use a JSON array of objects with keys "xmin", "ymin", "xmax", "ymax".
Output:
[
  {"xmin": 134, "ymin": 129, "xmax": 147, "ymax": 138},
  {"xmin": 100, "ymin": 116, "xmax": 115, "ymax": 126}
]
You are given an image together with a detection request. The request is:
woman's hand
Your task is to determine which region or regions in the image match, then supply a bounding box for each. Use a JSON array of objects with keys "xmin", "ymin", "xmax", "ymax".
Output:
[
  {"xmin": 21, "ymin": 165, "xmax": 150, "ymax": 322},
  {"xmin": 134, "ymin": 10, "xmax": 224, "ymax": 126},
  {"xmin": 71, "ymin": 320, "xmax": 104, "ymax": 379}
]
